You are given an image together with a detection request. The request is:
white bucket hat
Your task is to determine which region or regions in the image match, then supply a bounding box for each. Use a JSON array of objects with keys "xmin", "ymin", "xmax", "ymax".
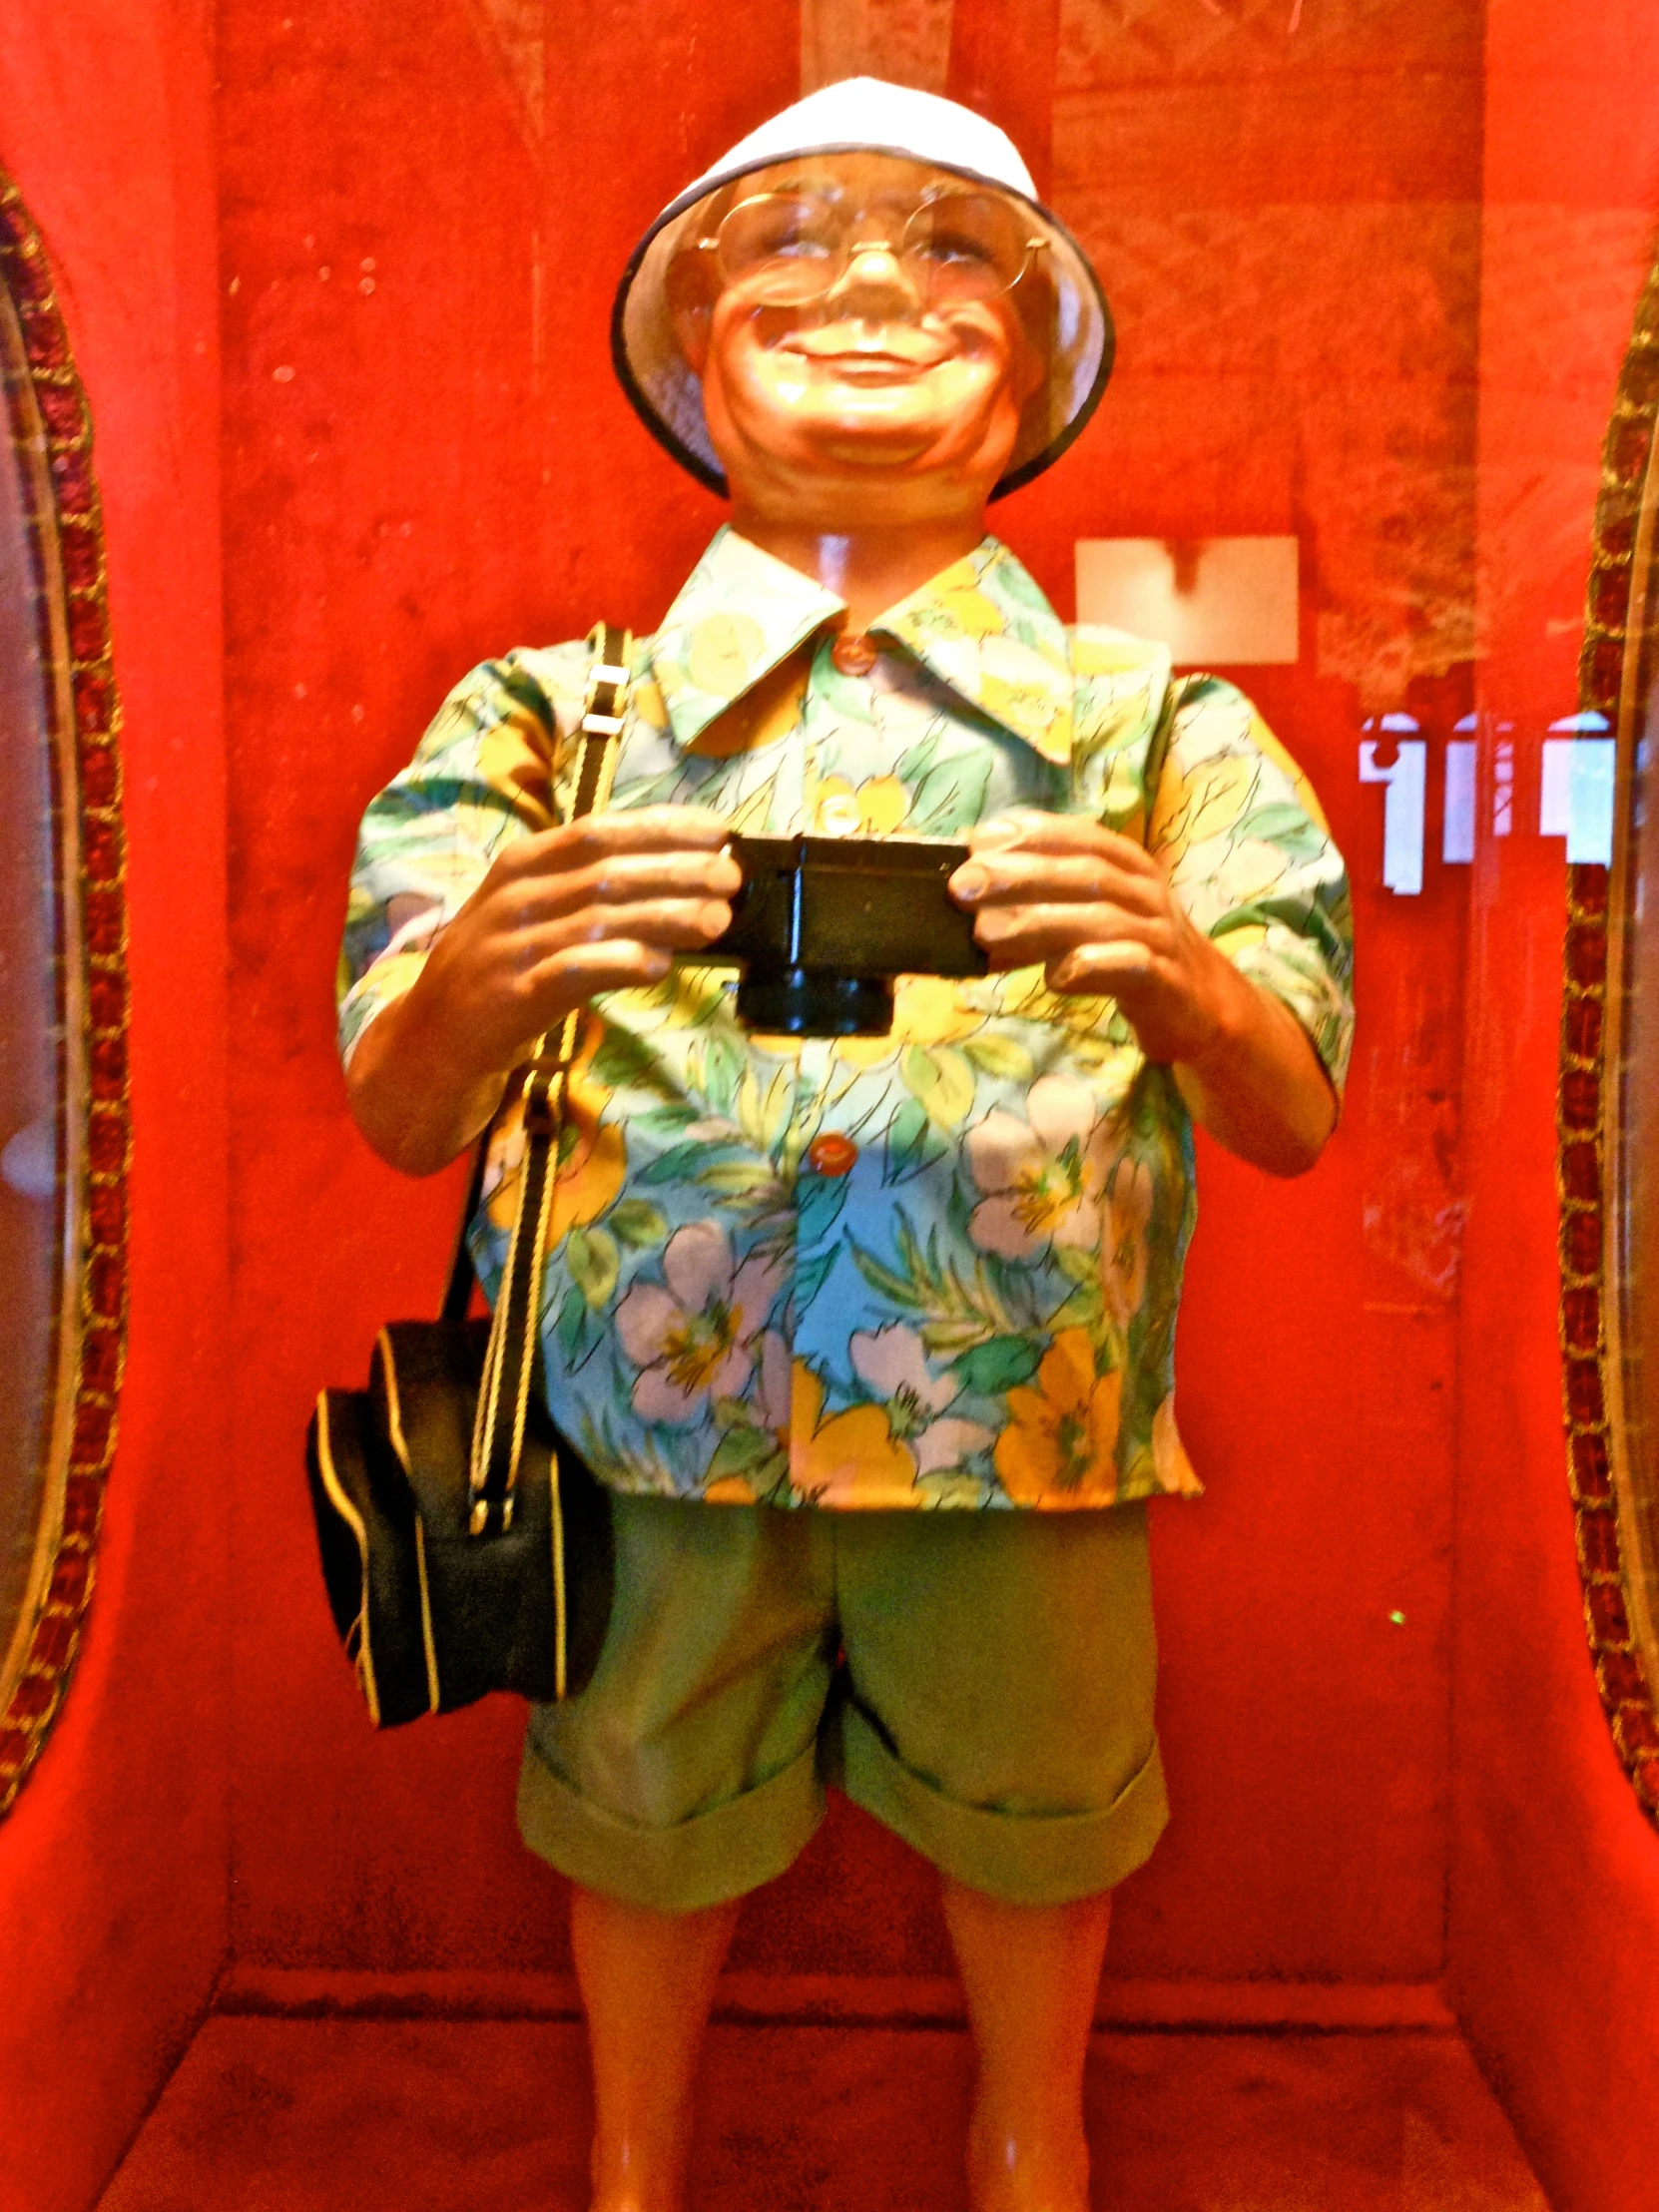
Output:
[{"xmin": 610, "ymin": 77, "xmax": 1114, "ymax": 501}]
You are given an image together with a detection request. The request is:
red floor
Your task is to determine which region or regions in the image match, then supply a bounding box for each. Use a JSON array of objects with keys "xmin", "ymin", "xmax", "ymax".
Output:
[{"xmin": 98, "ymin": 2016, "xmax": 1548, "ymax": 2211}]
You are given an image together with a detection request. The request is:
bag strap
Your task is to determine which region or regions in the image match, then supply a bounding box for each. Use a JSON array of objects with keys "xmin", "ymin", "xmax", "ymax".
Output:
[{"xmin": 456, "ymin": 622, "xmax": 632, "ymax": 1559}]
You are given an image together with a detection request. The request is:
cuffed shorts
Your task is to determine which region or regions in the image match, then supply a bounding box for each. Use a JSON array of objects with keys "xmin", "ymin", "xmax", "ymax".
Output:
[{"xmin": 518, "ymin": 1495, "xmax": 1166, "ymax": 1912}]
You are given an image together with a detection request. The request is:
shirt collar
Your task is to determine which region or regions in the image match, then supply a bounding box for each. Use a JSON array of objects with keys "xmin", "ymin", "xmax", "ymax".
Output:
[
  {"xmin": 870, "ymin": 539, "xmax": 1073, "ymax": 765},
  {"xmin": 649, "ymin": 527, "xmax": 844, "ymax": 752},
  {"xmin": 650, "ymin": 528, "xmax": 1074, "ymax": 764}
]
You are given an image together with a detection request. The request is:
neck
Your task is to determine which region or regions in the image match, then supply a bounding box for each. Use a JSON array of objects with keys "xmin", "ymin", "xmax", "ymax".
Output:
[{"xmin": 728, "ymin": 509, "xmax": 988, "ymax": 631}]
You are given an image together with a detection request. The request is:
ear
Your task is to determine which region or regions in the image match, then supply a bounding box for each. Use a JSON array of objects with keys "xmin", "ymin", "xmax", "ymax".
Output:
[{"xmin": 666, "ymin": 247, "xmax": 717, "ymax": 377}]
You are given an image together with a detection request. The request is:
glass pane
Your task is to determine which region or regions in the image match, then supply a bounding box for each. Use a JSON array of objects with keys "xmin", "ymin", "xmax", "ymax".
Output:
[
  {"xmin": 1611, "ymin": 400, "xmax": 1659, "ymax": 1661},
  {"xmin": 0, "ymin": 291, "xmax": 63, "ymax": 1694}
]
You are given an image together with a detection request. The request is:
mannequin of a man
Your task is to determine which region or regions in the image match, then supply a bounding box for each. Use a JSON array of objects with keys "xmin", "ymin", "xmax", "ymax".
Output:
[{"xmin": 346, "ymin": 133, "xmax": 1338, "ymax": 2212}]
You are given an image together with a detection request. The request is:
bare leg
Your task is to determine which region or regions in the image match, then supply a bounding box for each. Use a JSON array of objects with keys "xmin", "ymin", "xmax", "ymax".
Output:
[
  {"xmin": 941, "ymin": 1877, "xmax": 1113, "ymax": 2212},
  {"xmin": 569, "ymin": 1881, "xmax": 742, "ymax": 2212}
]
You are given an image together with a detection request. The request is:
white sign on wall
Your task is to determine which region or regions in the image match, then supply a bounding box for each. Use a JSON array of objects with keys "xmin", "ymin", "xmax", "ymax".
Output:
[{"xmin": 1074, "ymin": 537, "xmax": 1300, "ymax": 666}]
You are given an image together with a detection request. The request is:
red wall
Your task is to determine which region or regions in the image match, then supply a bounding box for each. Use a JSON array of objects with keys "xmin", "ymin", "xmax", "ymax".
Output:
[
  {"xmin": 217, "ymin": 1, "xmax": 1482, "ymax": 1989},
  {"xmin": 0, "ymin": 3, "xmax": 230, "ymax": 2209},
  {"xmin": 1448, "ymin": 5, "xmax": 1659, "ymax": 2205}
]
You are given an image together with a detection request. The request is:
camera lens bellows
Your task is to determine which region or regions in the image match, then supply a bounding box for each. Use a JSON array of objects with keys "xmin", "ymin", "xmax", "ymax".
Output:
[{"xmin": 735, "ymin": 968, "xmax": 895, "ymax": 1037}]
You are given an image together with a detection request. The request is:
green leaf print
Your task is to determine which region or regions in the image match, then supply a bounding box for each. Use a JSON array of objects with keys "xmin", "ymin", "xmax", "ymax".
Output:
[
  {"xmin": 794, "ymin": 1243, "xmax": 839, "ymax": 1315},
  {"xmin": 1052, "ymin": 1240, "xmax": 1100, "ymax": 1287},
  {"xmin": 737, "ymin": 1060, "xmax": 793, "ymax": 1152},
  {"xmin": 609, "ymin": 1198, "xmax": 668, "ymax": 1248},
  {"xmin": 635, "ymin": 1101, "xmax": 704, "ymax": 1143},
  {"xmin": 884, "ymin": 1096, "xmax": 951, "ymax": 1185},
  {"xmin": 1234, "ymin": 803, "xmax": 1330, "ymax": 862},
  {"xmin": 949, "ymin": 1334, "xmax": 1041, "ymax": 1394},
  {"xmin": 962, "ymin": 1033, "xmax": 1034, "ymax": 1082},
  {"xmin": 706, "ymin": 1423, "xmax": 779, "ymax": 1480},
  {"xmin": 1046, "ymin": 1280, "xmax": 1105, "ymax": 1341},
  {"xmin": 907, "ymin": 751, "xmax": 992, "ymax": 836},
  {"xmin": 556, "ymin": 1285, "xmax": 591, "ymax": 1359},
  {"xmin": 894, "ymin": 731, "xmax": 940, "ymax": 785},
  {"xmin": 697, "ymin": 1031, "xmax": 747, "ymax": 1120},
  {"xmin": 849, "ymin": 1207, "xmax": 1015, "ymax": 1350},
  {"xmin": 701, "ymin": 1160, "xmax": 785, "ymax": 1201},
  {"xmin": 567, "ymin": 1226, "xmax": 619, "ymax": 1310},
  {"xmin": 592, "ymin": 1027, "xmax": 678, "ymax": 1099},
  {"xmin": 797, "ymin": 1169, "xmax": 850, "ymax": 1250},
  {"xmin": 902, "ymin": 1045, "xmax": 976, "ymax": 1131},
  {"xmin": 640, "ymin": 1137, "xmax": 743, "ymax": 1186}
]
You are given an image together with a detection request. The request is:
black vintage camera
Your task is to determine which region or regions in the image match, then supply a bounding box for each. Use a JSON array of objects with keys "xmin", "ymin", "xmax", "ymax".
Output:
[{"xmin": 697, "ymin": 834, "xmax": 988, "ymax": 1037}]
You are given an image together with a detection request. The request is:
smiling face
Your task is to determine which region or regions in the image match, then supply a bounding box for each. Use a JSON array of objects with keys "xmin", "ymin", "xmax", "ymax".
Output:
[{"xmin": 667, "ymin": 154, "xmax": 1049, "ymax": 532}]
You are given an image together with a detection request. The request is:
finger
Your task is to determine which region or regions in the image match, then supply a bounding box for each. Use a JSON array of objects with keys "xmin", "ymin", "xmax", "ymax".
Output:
[
  {"xmin": 496, "ymin": 846, "xmax": 744, "ymax": 925},
  {"xmin": 498, "ymin": 807, "xmax": 734, "ymax": 877},
  {"xmin": 966, "ymin": 812, "xmax": 1158, "ymax": 868},
  {"xmin": 530, "ymin": 940, "xmax": 678, "ymax": 998},
  {"xmin": 973, "ymin": 902, "xmax": 1166, "ymax": 965},
  {"xmin": 1048, "ymin": 940, "xmax": 1161, "ymax": 993},
  {"xmin": 951, "ymin": 850, "xmax": 1166, "ymax": 913},
  {"xmin": 574, "ymin": 805, "xmax": 732, "ymax": 848},
  {"xmin": 532, "ymin": 895, "xmax": 736, "ymax": 959},
  {"xmin": 564, "ymin": 846, "xmax": 744, "ymax": 912}
]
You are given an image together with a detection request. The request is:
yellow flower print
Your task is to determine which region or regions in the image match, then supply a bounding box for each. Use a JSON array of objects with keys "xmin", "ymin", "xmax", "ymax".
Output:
[
  {"xmin": 994, "ymin": 1329, "xmax": 1122, "ymax": 1507},
  {"xmin": 791, "ymin": 1359, "xmax": 919, "ymax": 1507},
  {"xmin": 832, "ymin": 973, "xmax": 983, "ymax": 1071},
  {"xmin": 685, "ymin": 612, "xmax": 766, "ymax": 699},
  {"xmin": 476, "ymin": 708, "xmax": 556, "ymax": 830},
  {"xmin": 549, "ymin": 1115, "xmax": 626, "ymax": 1248},
  {"xmin": 978, "ymin": 635, "xmax": 1072, "ymax": 763},
  {"xmin": 931, "ymin": 574, "xmax": 1006, "ymax": 638},
  {"xmin": 692, "ymin": 649, "xmax": 812, "ymax": 760},
  {"xmin": 1149, "ymin": 753, "xmax": 1256, "ymax": 869},
  {"xmin": 814, "ymin": 772, "xmax": 907, "ymax": 836},
  {"xmin": 630, "ymin": 675, "xmax": 671, "ymax": 731},
  {"xmin": 1103, "ymin": 1153, "xmax": 1153, "ymax": 1332}
]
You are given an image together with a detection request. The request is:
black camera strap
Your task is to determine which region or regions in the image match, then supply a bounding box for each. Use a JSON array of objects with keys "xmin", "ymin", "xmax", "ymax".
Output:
[{"xmin": 441, "ymin": 626, "xmax": 632, "ymax": 1598}]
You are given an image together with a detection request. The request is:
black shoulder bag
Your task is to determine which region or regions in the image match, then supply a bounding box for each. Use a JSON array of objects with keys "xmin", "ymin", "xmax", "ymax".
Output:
[{"xmin": 304, "ymin": 625, "xmax": 632, "ymax": 1726}]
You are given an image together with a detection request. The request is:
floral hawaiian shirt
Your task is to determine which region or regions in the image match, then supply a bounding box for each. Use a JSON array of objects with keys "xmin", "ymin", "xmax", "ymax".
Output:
[{"xmin": 340, "ymin": 527, "xmax": 1354, "ymax": 1510}]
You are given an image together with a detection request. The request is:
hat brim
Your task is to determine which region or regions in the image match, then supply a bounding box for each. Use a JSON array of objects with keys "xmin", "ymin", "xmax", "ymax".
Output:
[{"xmin": 610, "ymin": 147, "xmax": 1114, "ymax": 503}]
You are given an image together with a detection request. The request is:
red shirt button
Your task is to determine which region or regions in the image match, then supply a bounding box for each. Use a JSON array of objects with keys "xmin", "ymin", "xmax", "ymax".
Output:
[
  {"xmin": 830, "ymin": 631, "xmax": 878, "ymax": 678},
  {"xmin": 807, "ymin": 1132, "xmax": 858, "ymax": 1178}
]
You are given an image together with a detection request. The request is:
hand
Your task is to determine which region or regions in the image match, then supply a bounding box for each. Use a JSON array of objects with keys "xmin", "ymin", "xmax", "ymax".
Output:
[
  {"xmin": 948, "ymin": 811, "xmax": 1227, "ymax": 1064},
  {"xmin": 948, "ymin": 810, "xmax": 1338, "ymax": 1175},
  {"xmin": 346, "ymin": 807, "xmax": 740, "ymax": 1173}
]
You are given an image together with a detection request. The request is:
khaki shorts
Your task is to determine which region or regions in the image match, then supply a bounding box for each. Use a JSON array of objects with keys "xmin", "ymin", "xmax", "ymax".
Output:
[{"xmin": 518, "ymin": 1495, "xmax": 1166, "ymax": 1911}]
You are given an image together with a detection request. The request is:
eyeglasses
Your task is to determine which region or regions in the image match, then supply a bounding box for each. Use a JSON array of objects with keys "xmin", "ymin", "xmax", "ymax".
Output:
[{"xmin": 704, "ymin": 188, "xmax": 1046, "ymax": 309}]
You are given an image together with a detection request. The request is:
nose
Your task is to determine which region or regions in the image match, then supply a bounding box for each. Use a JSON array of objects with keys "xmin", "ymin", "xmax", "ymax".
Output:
[{"xmin": 824, "ymin": 242, "xmax": 921, "ymax": 317}]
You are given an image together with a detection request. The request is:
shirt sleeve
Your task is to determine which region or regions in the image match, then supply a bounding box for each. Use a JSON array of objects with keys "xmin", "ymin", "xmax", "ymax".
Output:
[
  {"xmin": 1146, "ymin": 673, "xmax": 1355, "ymax": 1095},
  {"xmin": 336, "ymin": 648, "xmax": 580, "ymax": 1068}
]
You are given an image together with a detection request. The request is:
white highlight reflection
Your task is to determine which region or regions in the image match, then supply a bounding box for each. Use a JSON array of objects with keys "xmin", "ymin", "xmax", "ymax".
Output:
[
  {"xmin": 1360, "ymin": 737, "xmax": 1426, "ymax": 895},
  {"xmin": 1541, "ymin": 729, "xmax": 1615, "ymax": 865}
]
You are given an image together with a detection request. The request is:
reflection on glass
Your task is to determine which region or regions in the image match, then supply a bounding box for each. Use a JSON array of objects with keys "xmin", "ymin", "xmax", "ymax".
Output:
[{"xmin": 0, "ymin": 274, "xmax": 73, "ymax": 1722}]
